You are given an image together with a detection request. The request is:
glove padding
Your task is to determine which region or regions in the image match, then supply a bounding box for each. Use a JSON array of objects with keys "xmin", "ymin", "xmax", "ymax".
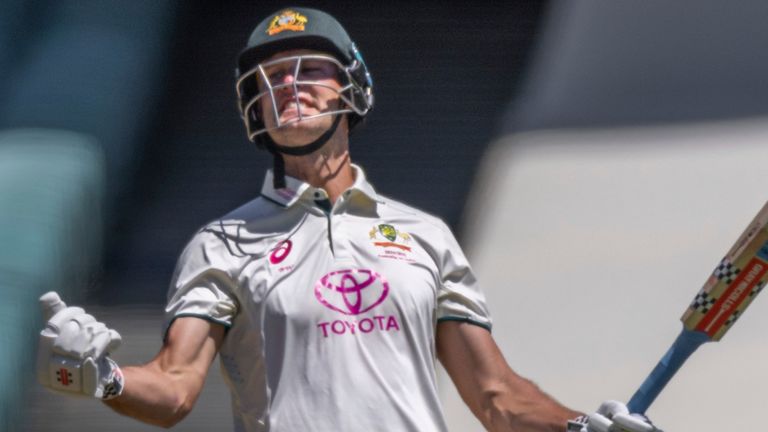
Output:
[
  {"xmin": 568, "ymin": 400, "xmax": 663, "ymax": 432},
  {"xmin": 37, "ymin": 292, "xmax": 124, "ymax": 400}
]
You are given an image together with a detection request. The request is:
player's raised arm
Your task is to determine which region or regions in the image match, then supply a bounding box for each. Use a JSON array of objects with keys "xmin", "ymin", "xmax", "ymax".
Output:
[{"xmin": 37, "ymin": 292, "xmax": 224, "ymax": 428}]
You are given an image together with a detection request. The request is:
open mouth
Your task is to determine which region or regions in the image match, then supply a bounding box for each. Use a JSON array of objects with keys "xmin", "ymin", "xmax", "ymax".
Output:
[{"xmin": 279, "ymin": 95, "xmax": 315, "ymax": 116}]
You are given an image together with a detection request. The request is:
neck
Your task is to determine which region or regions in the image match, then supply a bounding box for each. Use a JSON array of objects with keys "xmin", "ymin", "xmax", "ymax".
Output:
[{"xmin": 282, "ymin": 132, "xmax": 355, "ymax": 203}]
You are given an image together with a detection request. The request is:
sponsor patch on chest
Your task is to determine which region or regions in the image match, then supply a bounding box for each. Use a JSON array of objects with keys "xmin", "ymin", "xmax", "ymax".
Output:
[
  {"xmin": 368, "ymin": 224, "xmax": 417, "ymax": 262},
  {"xmin": 314, "ymin": 269, "xmax": 401, "ymax": 338}
]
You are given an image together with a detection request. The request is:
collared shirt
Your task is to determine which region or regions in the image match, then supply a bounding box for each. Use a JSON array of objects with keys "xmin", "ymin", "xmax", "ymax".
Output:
[{"xmin": 164, "ymin": 165, "xmax": 491, "ymax": 432}]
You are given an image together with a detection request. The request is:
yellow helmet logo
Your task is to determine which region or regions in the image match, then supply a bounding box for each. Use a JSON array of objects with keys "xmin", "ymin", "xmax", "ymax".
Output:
[{"xmin": 267, "ymin": 10, "xmax": 308, "ymax": 36}]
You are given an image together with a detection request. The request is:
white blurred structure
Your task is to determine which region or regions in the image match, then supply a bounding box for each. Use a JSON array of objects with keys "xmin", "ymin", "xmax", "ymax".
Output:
[
  {"xmin": 440, "ymin": 0, "xmax": 768, "ymax": 430},
  {"xmin": 441, "ymin": 121, "xmax": 768, "ymax": 431}
]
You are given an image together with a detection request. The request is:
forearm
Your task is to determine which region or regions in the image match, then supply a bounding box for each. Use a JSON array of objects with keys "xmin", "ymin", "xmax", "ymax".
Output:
[
  {"xmin": 103, "ymin": 318, "xmax": 222, "ymax": 428},
  {"xmin": 104, "ymin": 362, "xmax": 204, "ymax": 428},
  {"xmin": 104, "ymin": 363, "xmax": 204, "ymax": 427},
  {"xmin": 478, "ymin": 373, "xmax": 582, "ymax": 432},
  {"xmin": 438, "ymin": 322, "xmax": 581, "ymax": 432}
]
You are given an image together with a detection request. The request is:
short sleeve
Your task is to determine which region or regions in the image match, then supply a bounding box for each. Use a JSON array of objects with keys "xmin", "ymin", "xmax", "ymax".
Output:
[
  {"xmin": 435, "ymin": 222, "xmax": 492, "ymax": 331},
  {"xmin": 163, "ymin": 229, "xmax": 239, "ymax": 336}
]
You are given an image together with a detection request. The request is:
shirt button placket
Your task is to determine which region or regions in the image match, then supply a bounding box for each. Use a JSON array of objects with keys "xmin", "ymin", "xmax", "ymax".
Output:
[{"xmin": 312, "ymin": 189, "xmax": 335, "ymax": 256}]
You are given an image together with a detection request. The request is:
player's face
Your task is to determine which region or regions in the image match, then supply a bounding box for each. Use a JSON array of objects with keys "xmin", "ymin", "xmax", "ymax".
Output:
[{"xmin": 257, "ymin": 49, "xmax": 347, "ymax": 146}]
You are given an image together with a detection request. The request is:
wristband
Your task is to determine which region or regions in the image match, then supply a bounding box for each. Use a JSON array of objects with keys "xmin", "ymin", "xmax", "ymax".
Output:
[
  {"xmin": 567, "ymin": 415, "xmax": 589, "ymax": 431},
  {"xmin": 101, "ymin": 358, "xmax": 125, "ymax": 400}
]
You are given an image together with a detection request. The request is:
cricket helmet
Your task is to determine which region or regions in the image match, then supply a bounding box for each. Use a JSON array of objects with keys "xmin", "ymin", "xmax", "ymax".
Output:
[{"xmin": 235, "ymin": 7, "xmax": 374, "ymax": 145}]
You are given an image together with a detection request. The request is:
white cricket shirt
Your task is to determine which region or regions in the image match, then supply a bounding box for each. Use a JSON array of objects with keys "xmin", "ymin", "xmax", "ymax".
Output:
[{"xmin": 164, "ymin": 165, "xmax": 491, "ymax": 432}]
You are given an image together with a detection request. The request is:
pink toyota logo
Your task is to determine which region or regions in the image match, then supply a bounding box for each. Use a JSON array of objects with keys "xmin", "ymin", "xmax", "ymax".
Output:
[{"xmin": 315, "ymin": 269, "xmax": 389, "ymax": 315}]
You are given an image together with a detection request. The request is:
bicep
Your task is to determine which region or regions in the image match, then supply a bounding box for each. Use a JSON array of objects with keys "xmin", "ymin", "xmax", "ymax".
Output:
[
  {"xmin": 151, "ymin": 316, "xmax": 225, "ymax": 391},
  {"xmin": 437, "ymin": 321, "xmax": 520, "ymax": 428},
  {"xmin": 104, "ymin": 317, "xmax": 226, "ymax": 426},
  {"xmin": 437, "ymin": 320, "xmax": 510, "ymax": 398}
]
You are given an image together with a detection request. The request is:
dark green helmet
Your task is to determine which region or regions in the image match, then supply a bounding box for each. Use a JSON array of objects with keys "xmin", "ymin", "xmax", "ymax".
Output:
[
  {"xmin": 235, "ymin": 7, "xmax": 374, "ymax": 142},
  {"xmin": 239, "ymin": 7, "xmax": 357, "ymax": 73}
]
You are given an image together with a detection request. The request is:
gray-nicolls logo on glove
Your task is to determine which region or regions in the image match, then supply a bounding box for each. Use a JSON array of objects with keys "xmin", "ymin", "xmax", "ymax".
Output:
[{"xmin": 37, "ymin": 292, "xmax": 125, "ymax": 400}]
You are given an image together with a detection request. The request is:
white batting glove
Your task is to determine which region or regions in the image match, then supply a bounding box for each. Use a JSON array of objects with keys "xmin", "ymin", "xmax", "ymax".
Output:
[
  {"xmin": 37, "ymin": 292, "xmax": 125, "ymax": 400},
  {"xmin": 567, "ymin": 401, "xmax": 663, "ymax": 432}
]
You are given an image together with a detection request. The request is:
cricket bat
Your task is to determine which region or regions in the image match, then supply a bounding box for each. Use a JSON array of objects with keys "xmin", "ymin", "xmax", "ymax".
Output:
[{"xmin": 627, "ymin": 201, "xmax": 768, "ymax": 414}]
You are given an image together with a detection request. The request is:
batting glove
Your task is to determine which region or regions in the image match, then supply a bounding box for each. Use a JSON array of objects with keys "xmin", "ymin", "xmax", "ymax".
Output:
[
  {"xmin": 36, "ymin": 292, "xmax": 125, "ymax": 400},
  {"xmin": 567, "ymin": 400, "xmax": 663, "ymax": 432}
]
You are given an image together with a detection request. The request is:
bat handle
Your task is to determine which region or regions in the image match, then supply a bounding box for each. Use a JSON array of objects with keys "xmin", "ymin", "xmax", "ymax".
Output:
[{"xmin": 627, "ymin": 328, "xmax": 710, "ymax": 414}]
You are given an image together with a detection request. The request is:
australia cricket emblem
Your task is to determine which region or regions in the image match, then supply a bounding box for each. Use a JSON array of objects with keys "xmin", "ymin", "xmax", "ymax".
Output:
[
  {"xmin": 267, "ymin": 9, "xmax": 308, "ymax": 35},
  {"xmin": 378, "ymin": 224, "xmax": 397, "ymax": 242},
  {"xmin": 369, "ymin": 224, "xmax": 412, "ymax": 251}
]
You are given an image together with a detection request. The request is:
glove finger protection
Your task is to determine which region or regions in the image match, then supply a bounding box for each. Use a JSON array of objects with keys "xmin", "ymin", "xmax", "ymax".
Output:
[
  {"xmin": 596, "ymin": 400, "xmax": 630, "ymax": 418},
  {"xmin": 612, "ymin": 413, "xmax": 661, "ymax": 432},
  {"xmin": 583, "ymin": 400, "xmax": 629, "ymax": 432},
  {"xmin": 582, "ymin": 413, "xmax": 611, "ymax": 432},
  {"xmin": 46, "ymin": 306, "xmax": 86, "ymax": 333},
  {"xmin": 88, "ymin": 324, "xmax": 122, "ymax": 360},
  {"xmin": 53, "ymin": 314, "xmax": 101, "ymax": 358},
  {"xmin": 82, "ymin": 321, "xmax": 112, "ymax": 358},
  {"xmin": 105, "ymin": 329, "xmax": 122, "ymax": 353},
  {"xmin": 39, "ymin": 291, "xmax": 66, "ymax": 321},
  {"xmin": 71, "ymin": 312, "xmax": 97, "ymax": 327}
]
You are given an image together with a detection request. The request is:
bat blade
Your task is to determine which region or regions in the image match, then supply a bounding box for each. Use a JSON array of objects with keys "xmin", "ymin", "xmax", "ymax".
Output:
[
  {"xmin": 627, "ymin": 201, "xmax": 768, "ymax": 414},
  {"xmin": 681, "ymin": 202, "xmax": 768, "ymax": 340}
]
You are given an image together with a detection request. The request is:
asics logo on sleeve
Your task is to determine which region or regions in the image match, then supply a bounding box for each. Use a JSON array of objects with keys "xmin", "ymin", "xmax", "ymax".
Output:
[{"xmin": 269, "ymin": 240, "xmax": 293, "ymax": 264}]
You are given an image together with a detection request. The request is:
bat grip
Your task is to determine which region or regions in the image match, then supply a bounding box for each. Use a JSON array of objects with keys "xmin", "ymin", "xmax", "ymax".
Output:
[{"xmin": 627, "ymin": 328, "xmax": 710, "ymax": 414}]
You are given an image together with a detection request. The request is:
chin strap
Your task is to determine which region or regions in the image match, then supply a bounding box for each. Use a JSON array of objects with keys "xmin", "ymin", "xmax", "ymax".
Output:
[{"xmin": 262, "ymin": 114, "xmax": 343, "ymax": 189}]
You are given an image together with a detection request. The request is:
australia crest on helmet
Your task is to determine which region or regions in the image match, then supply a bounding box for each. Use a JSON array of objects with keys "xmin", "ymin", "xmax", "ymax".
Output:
[{"xmin": 267, "ymin": 9, "xmax": 308, "ymax": 35}]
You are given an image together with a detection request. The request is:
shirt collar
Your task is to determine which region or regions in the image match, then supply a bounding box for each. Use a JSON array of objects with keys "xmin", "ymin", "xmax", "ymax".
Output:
[{"xmin": 260, "ymin": 164, "xmax": 380, "ymax": 208}]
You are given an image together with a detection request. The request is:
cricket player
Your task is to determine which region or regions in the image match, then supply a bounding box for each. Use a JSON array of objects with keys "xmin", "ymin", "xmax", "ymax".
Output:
[{"xmin": 37, "ymin": 7, "xmax": 664, "ymax": 432}]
